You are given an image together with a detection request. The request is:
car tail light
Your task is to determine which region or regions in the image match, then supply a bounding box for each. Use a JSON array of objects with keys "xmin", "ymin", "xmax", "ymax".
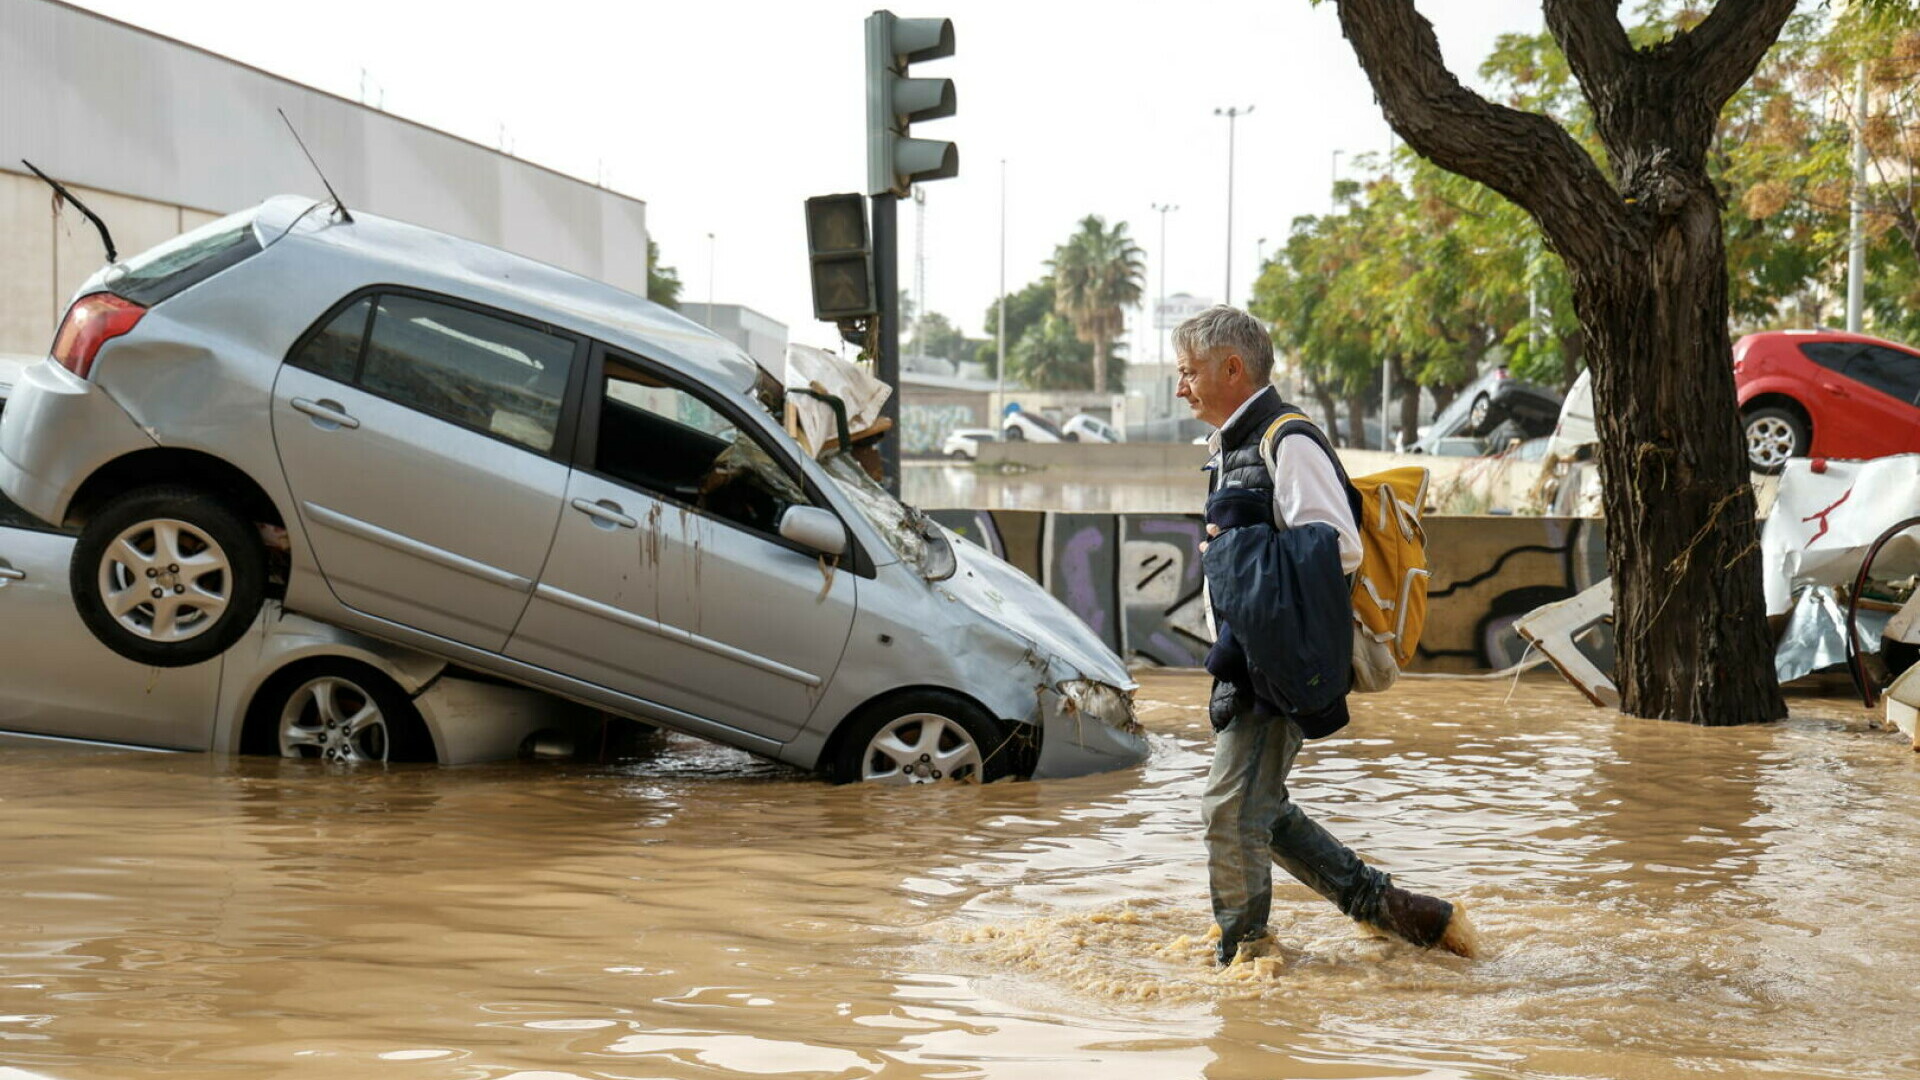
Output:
[{"xmin": 51, "ymin": 293, "xmax": 147, "ymax": 379}]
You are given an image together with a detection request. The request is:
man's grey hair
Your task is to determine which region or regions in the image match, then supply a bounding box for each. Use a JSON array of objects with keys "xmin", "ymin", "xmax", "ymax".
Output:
[{"xmin": 1173, "ymin": 305, "xmax": 1274, "ymax": 385}]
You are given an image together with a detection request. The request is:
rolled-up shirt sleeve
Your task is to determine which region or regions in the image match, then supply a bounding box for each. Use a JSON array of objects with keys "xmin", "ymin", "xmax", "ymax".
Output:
[{"xmin": 1269, "ymin": 435, "xmax": 1363, "ymax": 574}]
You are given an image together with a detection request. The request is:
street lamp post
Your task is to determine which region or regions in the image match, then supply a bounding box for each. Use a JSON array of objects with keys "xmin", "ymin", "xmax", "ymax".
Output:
[
  {"xmin": 705, "ymin": 231, "xmax": 716, "ymax": 317},
  {"xmin": 1215, "ymin": 104, "xmax": 1253, "ymax": 308},
  {"xmin": 997, "ymin": 159, "xmax": 1008, "ymax": 418},
  {"xmin": 1152, "ymin": 201, "xmax": 1179, "ymax": 425},
  {"xmin": 1330, "ymin": 150, "xmax": 1343, "ymax": 215}
]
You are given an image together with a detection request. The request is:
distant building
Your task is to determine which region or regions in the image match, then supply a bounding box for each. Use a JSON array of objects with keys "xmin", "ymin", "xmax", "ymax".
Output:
[
  {"xmin": 0, "ymin": 0, "xmax": 650, "ymax": 355},
  {"xmin": 677, "ymin": 303, "xmax": 788, "ymax": 380}
]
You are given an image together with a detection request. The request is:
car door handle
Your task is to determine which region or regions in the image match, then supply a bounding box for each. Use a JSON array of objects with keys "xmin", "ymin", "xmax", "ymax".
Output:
[
  {"xmin": 571, "ymin": 498, "xmax": 637, "ymax": 529},
  {"xmin": 291, "ymin": 398, "xmax": 361, "ymax": 429},
  {"xmin": 0, "ymin": 564, "xmax": 23, "ymax": 581},
  {"xmin": 1818, "ymin": 381, "xmax": 1849, "ymax": 397}
]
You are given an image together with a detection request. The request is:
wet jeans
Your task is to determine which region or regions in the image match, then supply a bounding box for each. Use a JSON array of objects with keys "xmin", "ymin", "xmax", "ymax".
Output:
[{"xmin": 1202, "ymin": 693, "xmax": 1392, "ymax": 964}]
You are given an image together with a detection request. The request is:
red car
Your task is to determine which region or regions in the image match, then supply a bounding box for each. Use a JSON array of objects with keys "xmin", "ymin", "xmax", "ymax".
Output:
[{"xmin": 1735, "ymin": 329, "xmax": 1920, "ymax": 473}]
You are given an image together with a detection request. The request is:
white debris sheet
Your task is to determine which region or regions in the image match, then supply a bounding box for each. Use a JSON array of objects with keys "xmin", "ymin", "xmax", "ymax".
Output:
[
  {"xmin": 783, "ymin": 343, "xmax": 891, "ymax": 459},
  {"xmin": 1760, "ymin": 454, "xmax": 1920, "ymax": 616}
]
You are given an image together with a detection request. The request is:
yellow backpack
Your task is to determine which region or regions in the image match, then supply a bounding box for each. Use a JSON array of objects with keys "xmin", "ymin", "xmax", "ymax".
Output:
[{"xmin": 1261, "ymin": 414, "xmax": 1432, "ymax": 693}]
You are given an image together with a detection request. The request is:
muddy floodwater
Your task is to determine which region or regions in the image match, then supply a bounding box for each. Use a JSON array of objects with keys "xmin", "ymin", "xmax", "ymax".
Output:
[
  {"xmin": 904, "ymin": 461, "xmax": 1203, "ymax": 513},
  {"xmin": 2, "ymin": 673, "xmax": 1917, "ymax": 1079}
]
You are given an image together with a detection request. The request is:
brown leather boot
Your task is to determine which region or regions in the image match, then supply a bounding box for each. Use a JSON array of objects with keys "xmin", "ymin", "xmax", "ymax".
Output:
[{"xmin": 1370, "ymin": 886, "xmax": 1479, "ymax": 958}]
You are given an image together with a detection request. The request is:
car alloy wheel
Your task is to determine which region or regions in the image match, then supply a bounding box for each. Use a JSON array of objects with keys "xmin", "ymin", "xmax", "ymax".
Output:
[
  {"xmin": 73, "ymin": 485, "xmax": 268, "ymax": 667},
  {"xmin": 1745, "ymin": 413, "xmax": 1799, "ymax": 471},
  {"xmin": 280, "ymin": 674, "xmax": 395, "ymax": 763},
  {"xmin": 1468, "ymin": 393, "xmax": 1491, "ymax": 433},
  {"xmin": 97, "ymin": 518, "xmax": 231, "ymax": 644},
  {"xmin": 861, "ymin": 712, "xmax": 987, "ymax": 784}
]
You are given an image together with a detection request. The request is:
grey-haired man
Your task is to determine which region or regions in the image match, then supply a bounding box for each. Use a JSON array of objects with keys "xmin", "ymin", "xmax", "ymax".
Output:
[{"xmin": 1176, "ymin": 305, "xmax": 1476, "ymax": 966}]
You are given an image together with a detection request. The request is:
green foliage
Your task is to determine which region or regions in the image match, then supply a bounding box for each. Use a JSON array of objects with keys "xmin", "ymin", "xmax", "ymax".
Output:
[
  {"xmin": 1049, "ymin": 215, "xmax": 1147, "ymax": 392},
  {"xmin": 909, "ymin": 311, "xmax": 968, "ymax": 362},
  {"xmin": 1008, "ymin": 314, "xmax": 1099, "ymax": 390},
  {"xmin": 646, "ymin": 239, "xmax": 681, "ymax": 309}
]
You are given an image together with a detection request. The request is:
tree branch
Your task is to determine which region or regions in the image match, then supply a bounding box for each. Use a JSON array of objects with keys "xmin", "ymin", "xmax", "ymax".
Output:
[
  {"xmin": 1543, "ymin": 0, "xmax": 1634, "ymax": 96},
  {"xmin": 1674, "ymin": 0, "xmax": 1801, "ymax": 115},
  {"xmin": 1333, "ymin": 0, "xmax": 1627, "ymax": 267}
]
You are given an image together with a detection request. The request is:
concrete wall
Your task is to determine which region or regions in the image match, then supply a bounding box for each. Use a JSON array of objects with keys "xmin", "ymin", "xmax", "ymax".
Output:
[
  {"xmin": 0, "ymin": 0, "xmax": 648, "ymax": 354},
  {"xmin": 924, "ymin": 507, "xmax": 1611, "ymax": 675}
]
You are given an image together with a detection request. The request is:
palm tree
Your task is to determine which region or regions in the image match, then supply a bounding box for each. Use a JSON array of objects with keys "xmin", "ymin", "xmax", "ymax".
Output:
[{"xmin": 1048, "ymin": 215, "xmax": 1146, "ymax": 393}]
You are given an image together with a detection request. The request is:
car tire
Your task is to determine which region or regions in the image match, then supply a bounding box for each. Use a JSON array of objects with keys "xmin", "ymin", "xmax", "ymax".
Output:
[
  {"xmin": 829, "ymin": 690, "xmax": 1012, "ymax": 785},
  {"xmin": 949, "ymin": 449, "xmax": 970, "ymax": 460},
  {"xmin": 1004, "ymin": 426, "xmax": 1025, "ymax": 441},
  {"xmin": 71, "ymin": 485, "xmax": 268, "ymax": 668},
  {"xmin": 1743, "ymin": 406, "xmax": 1807, "ymax": 474},
  {"xmin": 1064, "ymin": 431, "xmax": 1081, "ymax": 442},
  {"xmin": 1467, "ymin": 393, "xmax": 1492, "ymax": 435},
  {"xmin": 243, "ymin": 658, "xmax": 434, "ymax": 764}
]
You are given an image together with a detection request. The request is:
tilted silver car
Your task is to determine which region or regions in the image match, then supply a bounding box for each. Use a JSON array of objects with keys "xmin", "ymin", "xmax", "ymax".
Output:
[
  {"xmin": 0, "ymin": 365, "xmax": 600, "ymax": 765},
  {"xmin": 0, "ymin": 196, "xmax": 1145, "ymax": 783}
]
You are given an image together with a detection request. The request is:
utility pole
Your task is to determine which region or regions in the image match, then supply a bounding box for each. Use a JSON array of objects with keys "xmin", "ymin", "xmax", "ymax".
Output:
[
  {"xmin": 1215, "ymin": 105, "xmax": 1253, "ymax": 308},
  {"xmin": 912, "ymin": 186, "xmax": 928, "ymax": 364},
  {"xmin": 705, "ymin": 232, "xmax": 716, "ymax": 317},
  {"xmin": 1331, "ymin": 150, "xmax": 1343, "ymax": 215},
  {"xmin": 1847, "ymin": 61, "xmax": 1868, "ymax": 333},
  {"xmin": 1152, "ymin": 201, "xmax": 1178, "ymax": 424},
  {"xmin": 997, "ymin": 159, "xmax": 1007, "ymax": 417}
]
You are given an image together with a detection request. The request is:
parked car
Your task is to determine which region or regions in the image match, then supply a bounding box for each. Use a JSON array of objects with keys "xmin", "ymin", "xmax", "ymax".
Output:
[
  {"xmin": 1001, "ymin": 407, "xmax": 1065, "ymax": 442},
  {"xmin": 940, "ymin": 426, "xmax": 999, "ymax": 460},
  {"xmin": 1062, "ymin": 413, "xmax": 1123, "ymax": 443},
  {"xmin": 0, "ymin": 377, "xmax": 598, "ymax": 765},
  {"xmin": 0, "ymin": 196, "xmax": 1144, "ymax": 784},
  {"xmin": 1735, "ymin": 329, "xmax": 1920, "ymax": 473},
  {"xmin": 1410, "ymin": 367, "xmax": 1563, "ymax": 454}
]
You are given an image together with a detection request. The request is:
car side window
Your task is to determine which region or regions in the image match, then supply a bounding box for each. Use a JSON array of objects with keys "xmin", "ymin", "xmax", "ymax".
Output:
[
  {"xmin": 593, "ymin": 357, "xmax": 811, "ymax": 538},
  {"xmin": 287, "ymin": 297, "xmax": 372, "ymax": 383},
  {"xmin": 359, "ymin": 294, "xmax": 576, "ymax": 454},
  {"xmin": 1799, "ymin": 342, "xmax": 1859, "ymax": 375},
  {"xmin": 1846, "ymin": 346, "xmax": 1920, "ymax": 406}
]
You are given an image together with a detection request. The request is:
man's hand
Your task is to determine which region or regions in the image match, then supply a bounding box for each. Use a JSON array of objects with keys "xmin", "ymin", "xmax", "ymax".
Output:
[{"xmin": 1200, "ymin": 522, "xmax": 1220, "ymax": 555}]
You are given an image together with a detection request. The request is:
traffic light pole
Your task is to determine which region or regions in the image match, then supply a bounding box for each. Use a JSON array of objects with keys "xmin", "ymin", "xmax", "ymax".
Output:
[{"xmin": 871, "ymin": 192, "xmax": 902, "ymax": 495}]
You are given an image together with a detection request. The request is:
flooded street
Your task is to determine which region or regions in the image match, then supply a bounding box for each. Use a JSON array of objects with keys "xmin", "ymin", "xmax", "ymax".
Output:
[{"xmin": 3, "ymin": 672, "xmax": 1917, "ymax": 1079}]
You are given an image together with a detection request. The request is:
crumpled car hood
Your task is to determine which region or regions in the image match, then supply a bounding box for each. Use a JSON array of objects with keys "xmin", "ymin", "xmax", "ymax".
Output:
[{"xmin": 937, "ymin": 532, "xmax": 1134, "ymax": 690}]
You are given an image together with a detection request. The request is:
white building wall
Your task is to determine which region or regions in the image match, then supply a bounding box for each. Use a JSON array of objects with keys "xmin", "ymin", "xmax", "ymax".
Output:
[{"xmin": 0, "ymin": 0, "xmax": 648, "ymax": 353}]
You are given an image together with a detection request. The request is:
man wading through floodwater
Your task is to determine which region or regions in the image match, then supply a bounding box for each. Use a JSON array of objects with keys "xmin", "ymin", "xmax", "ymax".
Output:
[{"xmin": 1177, "ymin": 306, "xmax": 1476, "ymax": 966}]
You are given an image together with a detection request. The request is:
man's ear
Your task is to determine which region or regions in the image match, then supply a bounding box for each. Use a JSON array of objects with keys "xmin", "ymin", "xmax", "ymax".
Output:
[{"xmin": 1222, "ymin": 351, "xmax": 1244, "ymax": 382}]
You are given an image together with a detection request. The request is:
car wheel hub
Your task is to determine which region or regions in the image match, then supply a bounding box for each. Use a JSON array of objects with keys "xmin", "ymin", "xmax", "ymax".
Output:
[
  {"xmin": 279, "ymin": 676, "xmax": 389, "ymax": 763},
  {"xmin": 99, "ymin": 519, "xmax": 232, "ymax": 643},
  {"xmin": 1746, "ymin": 417, "xmax": 1795, "ymax": 467},
  {"xmin": 862, "ymin": 713, "xmax": 983, "ymax": 784}
]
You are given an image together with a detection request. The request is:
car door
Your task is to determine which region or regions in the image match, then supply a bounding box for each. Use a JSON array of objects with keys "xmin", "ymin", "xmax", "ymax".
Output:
[
  {"xmin": 505, "ymin": 348, "xmax": 857, "ymax": 744},
  {"xmin": 271, "ymin": 291, "xmax": 582, "ymax": 652},
  {"xmin": 0, "ymin": 490, "xmax": 219, "ymax": 748},
  {"xmin": 1839, "ymin": 344, "xmax": 1920, "ymax": 456}
]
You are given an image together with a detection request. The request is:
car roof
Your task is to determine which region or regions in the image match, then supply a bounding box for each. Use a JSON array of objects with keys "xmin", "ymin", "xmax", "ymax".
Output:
[
  {"xmin": 1739, "ymin": 328, "xmax": 1919, "ymax": 352},
  {"xmin": 254, "ymin": 197, "xmax": 761, "ymax": 395}
]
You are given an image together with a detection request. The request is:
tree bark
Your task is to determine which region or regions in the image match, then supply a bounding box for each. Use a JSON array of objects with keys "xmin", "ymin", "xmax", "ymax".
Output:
[
  {"xmin": 1091, "ymin": 332, "xmax": 1109, "ymax": 395},
  {"xmin": 1394, "ymin": 354, "xmax": 1422, "ymax": 452},
  {"xmin": 1345, "ymin": 394, "xmax": 1371, "ymax": 450},
  {"xmin": 1334, "ymin": 0, "xmax": 1791, "ymax": 725}
]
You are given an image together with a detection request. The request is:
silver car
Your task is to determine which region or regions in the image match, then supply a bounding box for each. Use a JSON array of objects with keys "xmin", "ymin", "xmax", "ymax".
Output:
[
  {"xmin": 0, "ymin": 368, "xmax": 599, "ymax": 765},
  {"xmin": 0, "ymin": 197, "xmax": 1144, "ymax": 784}
]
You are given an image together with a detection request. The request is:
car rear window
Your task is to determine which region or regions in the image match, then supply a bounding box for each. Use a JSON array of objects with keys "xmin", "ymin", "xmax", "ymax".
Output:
[{"xmin": 105, "ymin": 213, "xmax": 262, "ymax": 307}]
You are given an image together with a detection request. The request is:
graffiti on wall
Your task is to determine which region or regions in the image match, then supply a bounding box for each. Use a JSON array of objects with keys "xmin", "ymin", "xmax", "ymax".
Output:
[
  {"xmin": 901, "ymin": 404, "xmax": 980, "ymax": 455},
  {"xmin": 927, "ymin": 508, "xmax": 1610, "ymax": 672}
]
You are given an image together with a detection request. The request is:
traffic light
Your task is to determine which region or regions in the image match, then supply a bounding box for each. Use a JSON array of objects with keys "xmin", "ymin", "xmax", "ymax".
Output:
[
  {"xmin": 865, "ymin": 12, "xmax": 957, "ymax": 198},
  {"xmin": 804, "ymin": 193, "xmax": 877, "ymax": 321}
]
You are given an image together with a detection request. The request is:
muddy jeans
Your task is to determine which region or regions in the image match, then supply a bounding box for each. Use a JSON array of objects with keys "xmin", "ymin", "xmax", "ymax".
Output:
[{"xmin": 1203, "ymin": 692, "xmax": 1392, "ymax": 963}]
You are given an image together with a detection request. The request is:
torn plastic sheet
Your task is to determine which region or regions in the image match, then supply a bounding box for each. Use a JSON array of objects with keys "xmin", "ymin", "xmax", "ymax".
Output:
[
  {"xmin": 1761, "ymin": 455, "xmax": 1920, "ymax": 616},
  {"xmin": 784, "ymin": 343, "xmax": 891, "ymax": 459},
  {"xmin": 1774, "ymin": 584, "xmax": 1889, "ymax": 685}
]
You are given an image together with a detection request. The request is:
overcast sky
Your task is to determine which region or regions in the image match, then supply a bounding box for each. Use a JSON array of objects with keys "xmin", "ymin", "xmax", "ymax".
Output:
[{"xmin": 72, "ymin": 0, "xmax": 1547, "ymax": 361}]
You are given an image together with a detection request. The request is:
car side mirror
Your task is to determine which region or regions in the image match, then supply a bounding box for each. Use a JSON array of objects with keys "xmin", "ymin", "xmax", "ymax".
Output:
[{"xmin": 778, "ymin": 505, "xmax": 846, "ymax": 556}]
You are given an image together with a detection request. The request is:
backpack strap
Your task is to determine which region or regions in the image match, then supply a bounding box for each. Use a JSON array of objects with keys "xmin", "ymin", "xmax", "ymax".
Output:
[{"xmin": 1259, "ymin": 412, "xmax": 1361, "ymax": 524}]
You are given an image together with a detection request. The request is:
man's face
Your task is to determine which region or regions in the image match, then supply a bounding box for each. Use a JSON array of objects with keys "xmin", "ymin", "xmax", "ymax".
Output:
[{"xmin": 1176, "ymin": 347, "xmax": 1248, "ymax": 428}]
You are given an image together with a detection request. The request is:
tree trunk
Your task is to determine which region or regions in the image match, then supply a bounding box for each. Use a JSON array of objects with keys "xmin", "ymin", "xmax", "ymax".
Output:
[
  {"xmin": 1312, "ymin": 383, "xmax": 1341, "ymax": 439},
  {"xmin": 1574, "ymin": 175, "xmax": 1781, "ymax": 724},
  {"xmin": 1334, "ymin": 0, "xmax": 1792, "ymax": 726},
  {"xmin": 1345, "ymin": 394, "xmax": 1371, "ymax": 450},
  {"xmin": 1091, "ymin": 332, "xmax": 1109, "ymax": 395},
  {"xmin": 1395, "ymin": 354, "xmax": 1422, "ymax": 452}
]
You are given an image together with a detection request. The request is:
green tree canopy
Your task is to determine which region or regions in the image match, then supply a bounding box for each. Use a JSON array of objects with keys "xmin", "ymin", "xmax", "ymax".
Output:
[
  {"xmin": 647, "ymin": 239, "xmax": 681, "ymax": 310},
  {"xmin": 1049, "ymin": 215, "xmax": 1146, "ymax": 393}
]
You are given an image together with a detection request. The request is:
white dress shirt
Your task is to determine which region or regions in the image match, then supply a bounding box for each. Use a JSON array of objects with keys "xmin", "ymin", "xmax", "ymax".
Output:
[{"xmin": 1206, "ymin": 387, "xmax": 1363, "ymax": 575}]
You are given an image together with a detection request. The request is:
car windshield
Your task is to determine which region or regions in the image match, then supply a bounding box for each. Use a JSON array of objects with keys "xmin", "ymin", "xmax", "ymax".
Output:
[{"xmin": 820, "ymin": 453, "xmax": 954, "ymax": 580}]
